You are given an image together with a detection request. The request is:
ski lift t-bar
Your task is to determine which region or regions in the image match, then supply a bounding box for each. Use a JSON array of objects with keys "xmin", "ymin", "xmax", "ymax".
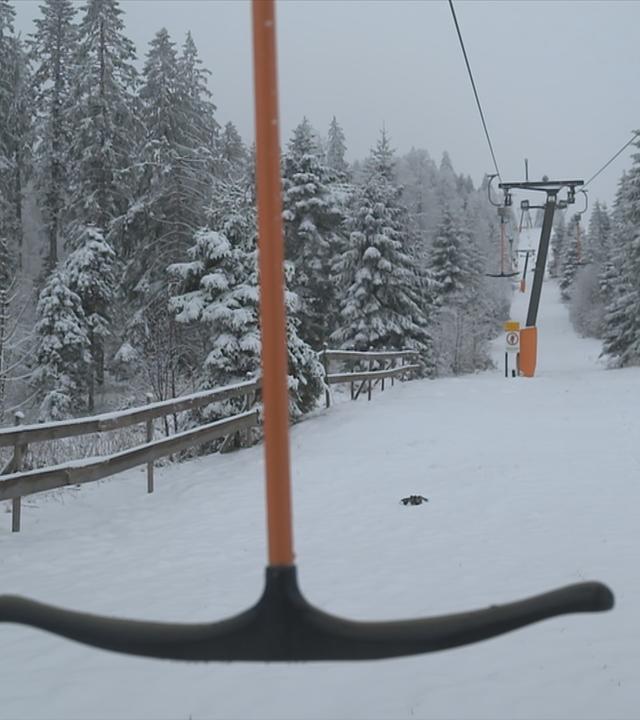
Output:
[
  {"xmin": 500, "ymin": 179, "xmax": 583, "ymax": 375},
  {"xmin": 0, "ymin": 11, "xmax": 611, "ymax": 662}
]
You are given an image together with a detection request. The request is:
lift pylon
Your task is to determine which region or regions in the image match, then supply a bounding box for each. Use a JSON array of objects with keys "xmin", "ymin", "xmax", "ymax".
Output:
[{"xmin": 499, "ymin": 179, "xmax": 583, "ymax": 376}]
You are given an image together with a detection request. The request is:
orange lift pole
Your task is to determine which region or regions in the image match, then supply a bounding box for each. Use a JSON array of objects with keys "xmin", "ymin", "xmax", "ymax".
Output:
[{"xmin": 252, "ymin": 0, "xmax": 295, "ymax": 567}]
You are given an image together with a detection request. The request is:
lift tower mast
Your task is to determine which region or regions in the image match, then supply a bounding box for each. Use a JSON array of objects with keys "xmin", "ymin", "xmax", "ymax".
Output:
[{"xmin": 499, "ymin": 179, "xmax": 583, "ymax": 376}]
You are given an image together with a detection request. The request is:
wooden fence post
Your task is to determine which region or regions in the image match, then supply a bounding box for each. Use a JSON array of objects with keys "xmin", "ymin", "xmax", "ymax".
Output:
[
  {"xmin": 146, "ymin": 393, "xmax": 154, "ymax": 494},
  {"xmin": 322, "ymin": 344, "xmax": 330, "ymax": 408},
  {"xmin": 391, "ymin": 357, "xmax": 396, "ymax": 387},
  {"xmin": 367, "ymin": 348, "xmax": 373, "ymax": 401},
  {"xmin": 243, "ymin": 374, "xmax": 254, "ymax": 446},
  {"xmin": 12, "ymin": 411, "xmax": 25, "ymax": 532}
]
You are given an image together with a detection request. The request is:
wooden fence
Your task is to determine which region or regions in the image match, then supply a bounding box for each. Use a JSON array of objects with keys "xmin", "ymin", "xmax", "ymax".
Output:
[
  {"xmin": 0, "ymin": 349, "xmax": 421, "ymax": 533},
  {"xmin": 320, "ymin": 347, "xmax": 421, "ymax": 407},
  {"xmin": 0, "ymin": 378, "xmax": 260, "ymax": 532}
]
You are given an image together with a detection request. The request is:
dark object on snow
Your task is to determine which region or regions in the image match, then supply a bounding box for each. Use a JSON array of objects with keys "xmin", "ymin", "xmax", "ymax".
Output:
[{"xmin": 401, "ymin": 495, "xmax": 429, "ymax": 506}]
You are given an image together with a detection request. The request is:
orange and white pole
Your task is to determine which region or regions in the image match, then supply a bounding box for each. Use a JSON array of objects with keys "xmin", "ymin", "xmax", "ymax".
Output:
[{"xmin": 251, "ymin": 0, "xmax": 295, "ymax": 567}]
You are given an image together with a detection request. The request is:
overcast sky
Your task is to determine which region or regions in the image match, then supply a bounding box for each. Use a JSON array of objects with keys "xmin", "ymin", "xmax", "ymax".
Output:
[{"xmin": 13, "ymin": 0, "xmax": 640, "ymax": 215}]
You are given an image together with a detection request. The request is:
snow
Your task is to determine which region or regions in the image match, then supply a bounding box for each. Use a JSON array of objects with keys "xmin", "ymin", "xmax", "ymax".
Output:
[{"xmin": 1, "ymin": 272, "xmax": 639, "ymax": 719}]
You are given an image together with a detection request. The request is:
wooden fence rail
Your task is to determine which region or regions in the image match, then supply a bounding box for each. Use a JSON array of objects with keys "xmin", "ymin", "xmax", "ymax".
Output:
[
  {"xmin": 0, "ymin": 410, "xmax": 259, "ymax": 503},
  {"xmin": 0, "ymin": 378, "xmax": 260, "ymax": 448}
]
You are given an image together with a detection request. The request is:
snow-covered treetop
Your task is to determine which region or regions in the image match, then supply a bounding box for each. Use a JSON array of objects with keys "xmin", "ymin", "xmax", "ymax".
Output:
[
  {"xmin": 365, "ymin": 128, "xmax": 395, "ymax": 182},
  {"xmin": 326, "ymin": 115, "xmax": 348, "ymax": 175}
]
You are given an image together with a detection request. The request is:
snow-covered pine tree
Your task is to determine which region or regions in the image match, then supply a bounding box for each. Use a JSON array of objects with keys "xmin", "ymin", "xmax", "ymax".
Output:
[
  {"xmin": 282, "ymin": 117, "xmax": 345, "ymax": 348},
  {"xmin": 113, "ymin": 29, "xmax": 220, "ymax": 405},
  {"xmin": 0, "ymin": 10, "xmax": 37, "ymax": 416},
  {"xmin": 0, "ymin": 1, "xmax": 16, "ymax": 290},
  {"xmin": 34, "ymin": 269, "xmax": 90, "ymax": 419},
  {"xmin": 430, "ymin": 210, "xmax": 468, "ymax": 301},
  {"xmin": 548, "ymin": 214, "xmax": 566, "ymax": 278},
  {"xmin": 4, "ymin": 36, "xmax": 32, "ymax": 272},
  {"xmin": 218, "ymin": 121, "xmax": 247, "ymax": 181},
  {"xmin": 63, "ymin": 225, "xmax": 115, "ymax": 410},
  {"xmin": 325, "ymin": 115, "xmax": 348, "ymax": 178},
  {"xmin": 594, "ymin": 201, "xmax": 617, "ymax": 316},
  {"xmin": 396, "ymin": 147, "xmax": 439, "ymax": 252},
  {"xmin": 29, "ymin": 0, "xmax": 78, "ymax": 271},
  {"xmin": 429, "ymin": 207, "xmax": 492, "ymax": 374},
  {"xmin": 170, "ymin": 181, "xmax": 324, "ymax": 420},
  {"xmin": 559, "ymin": 214, "xmax": 581, "ymax": 301},
  {"xmin": 283, "ymin": 273, "xmax": 326, "ymax": 418},
  {"xmin": 119, "ymin": 29, "xmax": 216, "ymax": 291},
  {"xmin": 53, "ymin": 0, "xmax": 136, "ymax": 398},
  {"xmin": 1, "ymin": 5, "xmax": 33, "ymax": 275},
  {"xmin": 125, "ymin": 27, "xmax": 182, "ymax": 273},
  {"xmin": 589, "ymin": 201, "xmax": 612, "ymax": 268},
  {"xmin": 169, "ymin": 185, "xmax": 260, "ymax": 400},
  {"xmin": 176, "ymin": 31, "xmax": 218, "ymax": 200},
  {"xmin": 66, "ymin": 0, "xmax": 138, "ymax": 238},
  {"xmin": 0, "ymin": 2, "xmax": 15, "ymax": 192},
  {"xmin": 601, "ymin": 154, "xmax": 640, "ymax": 366},
  {"xmin": 436, "ymin": 151, "xmax": 465, "ymax": 219},
  {"xmin": 569, "ymin": 203, "xmax": 612, "ymax": 337},
  {"xmin": 332, "ymin": 130, "xmax": 434, "ymax": 374}
]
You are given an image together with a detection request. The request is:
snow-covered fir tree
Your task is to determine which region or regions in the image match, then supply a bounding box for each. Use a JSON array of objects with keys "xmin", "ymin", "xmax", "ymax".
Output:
[
  {"xmin": 34, "ymin": 269, "xmax": 90, "ymax": 419},
  {"xmin": 177, "ymin": 31, "xmax": 218, "ymax": 172},
  {"xmin": 170, "ymin": 181, "xmax": 324, "ymax": 419},
  {"xmin": 1, "ymin": 5, "xmax": 32, "ymax": 276},
  {"xmin": 436, "ymin": 151, "xmax": 465, "ymax": 218},
  {"xmin": 218, "ymin": 121, "xmax": 247, "ymax": 180},
  {"xmin": 549, "ymin": 214, "xmax": 566, "ymax": 278},
  {"xmin": 589, "ymin": 201, "xmax": 612, "ymax": 269},
  {"xmin": 0, "ymin": 0, "xmax": 17, "ymax": 288},
  {"xmin": 593, "ymin": 202, "xmax": 617, "ymax": 317},
  {"xmin": 568, "ymin": 203, "xmax": 610, "ymax": 337},
  {"xmin": 430, "ymin": 210, "xmax": 468, "ymax": 300},
  {"xmin": 29, "ymin": 0, "xmax": 78, "ymax": 270},
  {"xmin": 119, "ymin": 28, "xmax": 216, "ymax": 293},
  {"xmin": 63, "ymin": 225, "xmax": 115, "ymax": 410},
  {"xmin": 559, "ymin": 214, "xmax": 581, "ymax": 301},
  {"xmin": 282, "ymin": 117, "xmax": 345, "ymax": 348},
  {"xmin": 169, "ymin": 184, "xmax": 260, "ymax": 400},
  {"xmin": 325, "ymin": 116, "xmax": 348, "ymax": 178},
  {"xmin": 332, "ymin": 130, "xmax": 434, "ymax": 374},
  {"xmin": 66, "ymin": 0, "xmax": 138, "ymax": 238},
  {"xmin": 396, "ymin": 147, "xmax": 439, "ymax": 250},
  {"xmin": 429, "ymin": 207, "xmax": 494, "ymax": 374},
  {"xmin": 601, "ymin": 154, "xmax": 640, "ymax": 366}
]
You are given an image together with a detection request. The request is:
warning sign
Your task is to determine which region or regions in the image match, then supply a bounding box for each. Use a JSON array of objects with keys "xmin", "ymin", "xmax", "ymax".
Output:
[{"xmin": 505, "ymin": 331, "xmax": 520, "ymax": 352}]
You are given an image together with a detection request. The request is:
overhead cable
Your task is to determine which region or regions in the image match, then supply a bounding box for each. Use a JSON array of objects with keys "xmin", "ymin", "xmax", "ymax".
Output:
[
  {"xmin": 584, "ymin": 131, "xmax": 640, "ymax": 187},
  {"xmin": 447, "ymin": 0, "xmax": 502, "ymax": 180}
]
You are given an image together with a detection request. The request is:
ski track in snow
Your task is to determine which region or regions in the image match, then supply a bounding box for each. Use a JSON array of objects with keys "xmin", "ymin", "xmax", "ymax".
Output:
[{"xmin": 1, "ymin": 271, "xmax": 639, "ymax": 719}]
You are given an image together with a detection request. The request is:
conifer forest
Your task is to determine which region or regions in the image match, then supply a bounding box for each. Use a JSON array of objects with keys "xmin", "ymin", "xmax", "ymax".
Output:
[{"xmin": 2, "ymin": 0, "xmax": 513, "ymax": 425}]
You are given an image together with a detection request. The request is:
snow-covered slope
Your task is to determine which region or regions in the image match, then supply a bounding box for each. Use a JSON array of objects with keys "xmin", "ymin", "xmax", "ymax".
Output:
[{"xmin": 1, "ymin": 277, "xmax": 639, "ymax": 720}]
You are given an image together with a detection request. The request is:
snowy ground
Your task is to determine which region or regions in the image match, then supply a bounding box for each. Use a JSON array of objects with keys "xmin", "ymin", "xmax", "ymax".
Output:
[{"xmin": 1, "ymin": 276, "xmax": 639, "ymax": 719}]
